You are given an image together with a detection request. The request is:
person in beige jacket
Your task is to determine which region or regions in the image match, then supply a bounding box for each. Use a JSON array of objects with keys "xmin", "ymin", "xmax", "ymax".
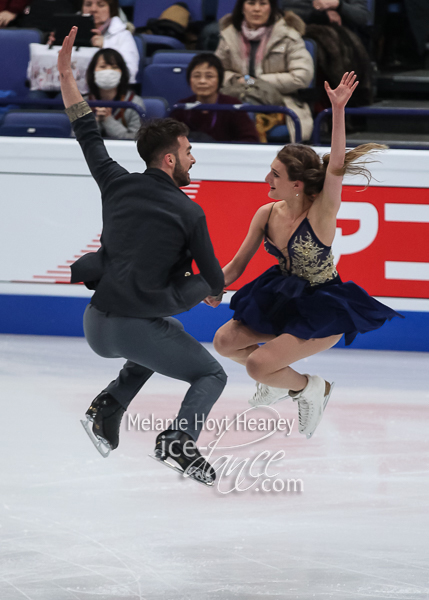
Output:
[{"xmin": 215, "ymin": 0, "xmax": 314, "ymax": 141}]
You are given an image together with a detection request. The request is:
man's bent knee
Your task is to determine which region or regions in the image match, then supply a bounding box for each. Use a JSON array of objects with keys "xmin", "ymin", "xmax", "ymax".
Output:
[{"xmin": 216, "ymin": 366, "xmax": 228, "ymax": 388}]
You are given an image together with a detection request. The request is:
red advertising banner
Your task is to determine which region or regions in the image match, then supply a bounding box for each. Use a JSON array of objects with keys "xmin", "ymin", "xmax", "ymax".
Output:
[{"xmin": 191, "ymin": 181, "xmax": 429, "ymax": 299}]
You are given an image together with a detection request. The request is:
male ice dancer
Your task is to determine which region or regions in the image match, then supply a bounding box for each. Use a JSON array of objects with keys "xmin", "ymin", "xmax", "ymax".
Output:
[{"xmin": 58, "ymin": 28, "xmax": 226, "ymax": 485}]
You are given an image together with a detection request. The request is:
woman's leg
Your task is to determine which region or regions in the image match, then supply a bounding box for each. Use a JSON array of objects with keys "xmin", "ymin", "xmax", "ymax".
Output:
[
  {"xmin": 213, "ymin": 319, "xmax": 275, "ymax": 365},
  {"xmin": 245, "ymin": 332, "xmax": 342, "ymax": 391}
]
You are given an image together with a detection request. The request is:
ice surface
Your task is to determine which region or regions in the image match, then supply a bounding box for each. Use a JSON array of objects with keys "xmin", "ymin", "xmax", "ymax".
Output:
[{"xmin": 1, "ymin": 334, "xmax": 429, "ymax": 599}]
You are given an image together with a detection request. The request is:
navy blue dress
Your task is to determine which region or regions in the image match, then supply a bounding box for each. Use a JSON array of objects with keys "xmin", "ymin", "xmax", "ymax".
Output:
[{"xmin": 230, "ymin": 206, "xmax": 403, "ymax": 346}]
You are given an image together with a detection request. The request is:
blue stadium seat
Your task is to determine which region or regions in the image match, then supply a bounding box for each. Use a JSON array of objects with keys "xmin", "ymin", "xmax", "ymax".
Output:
[
  {"xmin": 134, "ymin": 0, "xmax": 203, "ymax": 29},
  {"xmin": 216, "ymin": 0, "xmax": 235, "ymax": 20},
  {"xmin": 387, "ymin": 1, "xmax": 402, "ymax": 13},
  {"xmin": 138, "ymin": 33, "xmax": 185, "ymax": 60},
  {"xmin": 366, "ymin": 0, "xmax": 375, "ymax": 25},
  {"xmin": 152, "ymin": 51, "xmax": 197, "ymax": 65},
  {"xmin": 141, "ymin": 63, "xmax": 194, "ymax": 107},
  {"xmin": 304, "ymin": 38, "xmax": 317, "ymax": 88},
  {"xmin": 133, "ymin": 34, "xmax": 145, "ymax": 83},
  {"xmin": 0, "ymin": 29, "xmax": 42, "ymax": 97},
  {"xmin": 203, "ymin": 0, "xmax": 218, "ymax": 20},
  {"xmin": 142, "ymin": 97, "xmax": 169, "ymax": 118},
  {"xmin": 0, "ymin": 111, "xmax": 71, "ymax": 138}
]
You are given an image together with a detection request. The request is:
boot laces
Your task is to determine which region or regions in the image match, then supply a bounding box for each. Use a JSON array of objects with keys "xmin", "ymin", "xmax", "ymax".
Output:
[
  {"xmin": 297, "ymin": 397, "xmax": 311, "ymax": 428},
  {"xmin": 253, "ymin": 383, "xmax": 278, "ymax": 405}
]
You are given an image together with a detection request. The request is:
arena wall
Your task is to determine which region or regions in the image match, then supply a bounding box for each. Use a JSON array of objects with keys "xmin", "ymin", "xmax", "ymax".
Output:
[{"xmin": 0, "ymin": 137, "xmax": 428, "ymax": 351}]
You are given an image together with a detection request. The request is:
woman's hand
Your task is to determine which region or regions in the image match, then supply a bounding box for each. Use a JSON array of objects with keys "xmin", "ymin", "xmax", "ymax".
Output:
[
  {"xmin": 91, "ymin": 29, "xmax": 104, "ymax": 48},
  {"xmin": 203, "ymin": 291, "xmax": 225, "ymax": 308},
  {"xmin": 203, "ymin": 297, "xmax": 222, "ymax": 308},
  {"xmin": 0, "ymin": 10, "xmax": 17, "ymax": 27},
  {"xmin": 95, "ymin": 107, "xmax": 112, "ymax": 121},
  {"xmin": 324, "ymin": 71, "xmax": 358, "ymax": 110}
]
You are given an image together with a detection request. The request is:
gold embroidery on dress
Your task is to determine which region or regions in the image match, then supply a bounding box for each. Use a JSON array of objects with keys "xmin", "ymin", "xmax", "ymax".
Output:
[
  {"xmin": 278, "ymin": 255, "xmax": 288, "ymax": 276},
  {"xmin": 289, "ymin": 232, "xmax": 338, "ymax": 285}
]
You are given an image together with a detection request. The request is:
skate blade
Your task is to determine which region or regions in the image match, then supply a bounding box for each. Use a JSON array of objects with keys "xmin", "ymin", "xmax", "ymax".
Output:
[
  {"xmin": 306, "ymin": 381, "xmax": 335, "ymax": 440},
  {"xmin": 323, "ymin": 381, "xmax": 335, "ymax": 409},
  {"xmin": 148, "ymin": 454, "xmax": 214, "ymax": 487},
  {"xmin": 80, "ymin": 418, "xmax": 111, "ymax": 458}
]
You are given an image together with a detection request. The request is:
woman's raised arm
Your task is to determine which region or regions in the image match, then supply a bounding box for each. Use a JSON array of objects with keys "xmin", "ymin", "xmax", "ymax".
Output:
[{"xmin": 317, "ymin": 72, "xmax": 358, "ymax": 217}]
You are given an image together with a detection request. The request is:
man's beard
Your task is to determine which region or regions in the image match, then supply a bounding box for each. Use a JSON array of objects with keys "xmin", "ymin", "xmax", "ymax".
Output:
[{"xmin": 173, "ymin": 156, "xmax": 190, "ymax": 187}]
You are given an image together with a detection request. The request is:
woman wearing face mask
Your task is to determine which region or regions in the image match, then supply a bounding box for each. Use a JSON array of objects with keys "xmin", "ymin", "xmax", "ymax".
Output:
[{"xmin": 86, "ymin": 48, "xmax": 145, "ymax": 139}]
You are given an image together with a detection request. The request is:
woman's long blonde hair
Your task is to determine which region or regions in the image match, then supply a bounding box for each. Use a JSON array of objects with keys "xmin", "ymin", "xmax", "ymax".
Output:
[{"xmin": 277, "ymin": 143, "xmax": 387, "ymax": 198}]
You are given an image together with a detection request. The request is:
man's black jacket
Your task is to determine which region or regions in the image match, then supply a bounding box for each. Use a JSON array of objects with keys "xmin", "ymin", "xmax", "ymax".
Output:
[{"xmin": 68, "ymin": 103, "xmax": 224, "ymax": 318}]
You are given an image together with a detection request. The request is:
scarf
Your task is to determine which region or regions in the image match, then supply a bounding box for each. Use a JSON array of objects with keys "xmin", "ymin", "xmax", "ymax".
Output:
[{"xmin": 240, "ymin": 21, "xmax": 272, "ymax": 76}]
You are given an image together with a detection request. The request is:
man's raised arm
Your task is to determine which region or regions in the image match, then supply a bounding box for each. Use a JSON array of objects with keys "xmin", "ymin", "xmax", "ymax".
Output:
[{"xmin": 58, "ymin": 27, "xmax": 128, "ymax": 194}]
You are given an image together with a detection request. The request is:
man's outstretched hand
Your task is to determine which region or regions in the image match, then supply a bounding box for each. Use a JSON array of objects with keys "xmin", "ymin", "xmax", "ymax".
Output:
[
  {"xmin": 57, "ymin": 26, "xmax": 77, "ymax": 78},
  {"xmin": 57, "ymin": 26, "xmax": 84, "ymax": 109}
]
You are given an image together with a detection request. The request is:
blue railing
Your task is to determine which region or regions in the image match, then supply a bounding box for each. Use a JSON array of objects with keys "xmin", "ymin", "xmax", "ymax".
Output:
[
  {"xmin": 0, "ymin": 96, "xmax": 146, "ymax": 119},
  {"xmin": 313, "ymin": 107, "xmax": 429, "ymax": 146},
  {"xmin": 172, "ymin": 102, "xmax": 302, "ymax": 143}
]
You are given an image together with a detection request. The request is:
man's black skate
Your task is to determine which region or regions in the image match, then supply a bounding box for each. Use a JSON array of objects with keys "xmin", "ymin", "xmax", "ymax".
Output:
[
  {"xmin": 150, "ymin": 430, "xmax": 216, "ymax": 486},
  {"xmin": 80, "ymin": 392, "xmax": 125, "ymax": 458}
]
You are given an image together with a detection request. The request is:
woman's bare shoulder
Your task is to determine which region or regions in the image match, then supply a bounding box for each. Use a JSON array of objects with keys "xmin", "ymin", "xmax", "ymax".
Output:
[{"xmin": 254, "ymin": 202, "xmax": 276, "ymax": 220}]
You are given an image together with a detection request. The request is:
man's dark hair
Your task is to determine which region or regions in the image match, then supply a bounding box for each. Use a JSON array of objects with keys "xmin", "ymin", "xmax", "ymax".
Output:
[
  {"xmin": 231, "ymin": 0, "xmax": 279, "ymax": 30},
  {"xmin": 86, "ymin": 48, "xmax": 129, "ymax": 99},
  {"xmin": 186, "ymin": 53, "xmax": 225, "ymax": 90},
  {"xmin": 136, "ymin": 119, "xmax": 190, "ymax": 166}
]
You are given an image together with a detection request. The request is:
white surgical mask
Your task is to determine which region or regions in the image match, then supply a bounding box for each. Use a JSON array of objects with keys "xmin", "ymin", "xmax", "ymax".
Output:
[{"xmin": 94, "ymin": 69, "xmax": 122, "ymax": 90}]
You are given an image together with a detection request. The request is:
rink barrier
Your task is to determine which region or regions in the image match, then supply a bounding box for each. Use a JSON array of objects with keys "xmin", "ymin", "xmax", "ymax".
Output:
[
  {"xmin": 0, "ymin": 292, "xmax": 428, "ymax": 352},
  {"xmin": 0, "ymin": 138, "xmax": 428, "ymax": 351}
]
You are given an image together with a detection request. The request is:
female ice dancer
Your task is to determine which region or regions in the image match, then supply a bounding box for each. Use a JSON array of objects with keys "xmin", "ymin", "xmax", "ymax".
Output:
[{"xmin": 208, "ymin": 72, "xmax": 402, "ymax": 439}]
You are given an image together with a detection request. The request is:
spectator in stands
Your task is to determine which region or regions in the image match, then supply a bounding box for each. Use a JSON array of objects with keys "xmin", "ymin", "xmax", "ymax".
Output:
[
  {"xmin": 170, "ymin": 53, "xmax": 260, "ymax": 143},
  {"xmin": 281, "ymin": 0, "xmax": 373, "ymax": 106},
  {"xmin": 81, "ymin": 0, "xmax": 139, "ymax": 83},
  {"xmin": 215, "ymin": 0, "xmax": 314, "ymax": 142},
  {"xmin": 280, "ymin": 0, "xmax": 370, "ymax": 41},
  {"xmin": 0, "ymin": 0, "xmax": 31, "ymax": 27},
  {"xmin": 374, "ymin": 0, "xmax": 429, "ymax": 69},
  {"xmin": 85, "ymin": 47, "xmax": 144, "ymax": 139},
  {"xmin": 48, "ymin": 0, "xmax": 139, "ymax": 81}
]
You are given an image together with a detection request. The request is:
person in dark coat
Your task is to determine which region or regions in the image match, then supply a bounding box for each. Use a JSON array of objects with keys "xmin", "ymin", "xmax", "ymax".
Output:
[
  {"xmin": 171, "ymin": 53, "xmax": 260, "ymax": 143},
  {"xmin": 0, "ymin": 0, "xmax": 31, "ymax": 27},
  {"xmin": 280, "ymin": 0, "xmax": 370, "ymax": 40},
  {"xmin": 57, "ymin": 27, "xmax": 227, "ymax": 484}
]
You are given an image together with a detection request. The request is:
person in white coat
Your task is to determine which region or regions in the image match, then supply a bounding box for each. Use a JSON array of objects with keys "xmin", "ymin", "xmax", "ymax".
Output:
[{"xmin": 82, "ymin": 0, "xmax": 139, "ymax": 83}]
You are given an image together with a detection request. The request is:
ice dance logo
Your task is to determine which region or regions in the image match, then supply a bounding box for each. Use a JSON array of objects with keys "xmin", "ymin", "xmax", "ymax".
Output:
[
  {"xmin": 199, "ymin": 407, "xmax": 303, "ymax": 495},
  {"xmin": 128, "ymin": 408, "xmax": 303, "ymax": 495}
]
